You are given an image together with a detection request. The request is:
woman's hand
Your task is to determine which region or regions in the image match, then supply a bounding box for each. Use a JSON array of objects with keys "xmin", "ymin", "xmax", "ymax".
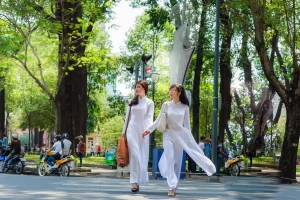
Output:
[{"xmin": 142, "ymin": 130, "xmax": 150, "ymax": 138}]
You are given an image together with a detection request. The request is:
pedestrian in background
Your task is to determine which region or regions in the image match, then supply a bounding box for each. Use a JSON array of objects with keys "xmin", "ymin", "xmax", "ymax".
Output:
[
  {"xmin": 205, "ymin": 138, "xmax": 212, "ymax": 159},
  {"xmin": 40, "ymin": 143, "xmax": 46, "ymax": 160},
  {"xmin": 217, "ymin": 140, "xmax": 227, "ymax": 174},
  {"xmin": 1, "ymin": 134, "xmax": 8, "ymax": 154},
  {"xmin": 90, "ymin": 144, "xmax": 95, "ymax": 156},
  {"xmin": 97, "ymin": 145, "xmax": 101, "ymax": 157},
  {"xmin": 198, "ymin": 136, "xmax": 206, "ymax": 154},
  {"xmin": 76, "ymin": 135, "xmax": 85, "ymax": 167}
]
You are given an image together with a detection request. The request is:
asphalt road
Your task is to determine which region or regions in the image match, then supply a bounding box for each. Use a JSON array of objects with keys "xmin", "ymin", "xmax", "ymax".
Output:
[{"xmin": 0, "ymin": 174, "xmax": 300, "ymax": 200}]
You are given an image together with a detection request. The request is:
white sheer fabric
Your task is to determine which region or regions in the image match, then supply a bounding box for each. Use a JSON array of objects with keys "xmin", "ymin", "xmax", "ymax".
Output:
[
  {"xmin": 122, "ymin": 97, "xmax": 154, "ymax": 185},
  {"xmin": 147, "ymin": 101, "xmax": 216, "ymax": 189},
  {"xmin": 169, "ymin": 23, "xmax": 196, "ymax": 85}
]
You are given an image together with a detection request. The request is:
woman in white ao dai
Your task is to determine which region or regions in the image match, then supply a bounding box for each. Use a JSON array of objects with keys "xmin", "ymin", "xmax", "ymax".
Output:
[
  {"xmin": 142, "ymin": 84, "xmax": 216, "ymax": 197},
  {"xmin": 122, "ymin": 80, "xmax": 154, "ymax": 193}
]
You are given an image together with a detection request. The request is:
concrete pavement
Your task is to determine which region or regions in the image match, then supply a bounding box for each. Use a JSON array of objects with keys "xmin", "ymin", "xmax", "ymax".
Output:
[{"xmin": 0, "ymin": 173, "xmax": 300, "ymax": 199}]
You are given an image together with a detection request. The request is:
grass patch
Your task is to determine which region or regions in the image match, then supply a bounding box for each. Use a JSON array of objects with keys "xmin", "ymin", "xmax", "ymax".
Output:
[
  {"xmin": 82, "ymin": 156, "xmax": 105, "ymax": 165},
  {"xmin": 25, "ymin": 153, "xmax": 106, "ymax": 165},
  {"xmin": 25, "ymin": 154, "xmax": 40, "ymax": 161},
  {"xmin": 253, "ymin": 157, "xmax": 300, "ymax": 175},
  {"xmin": 252, "ymin": 156, "xmax": 275, "ymax": 165}
]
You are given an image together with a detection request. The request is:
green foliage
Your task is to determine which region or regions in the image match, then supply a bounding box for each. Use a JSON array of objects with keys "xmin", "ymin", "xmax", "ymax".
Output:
[
  {"xmin": 145, "ymin": 7, "xmax": 170, "ymax": 31},
  {"xmin": 106, "ymin": 95, "xmax": 127, "ymax": 119},
  {"xmin": 130, "ymin": 0, "xmax": 160, "ymax": 8},
  {"xmin": 100, "ymin": 116, "xmax": 124, "ymax": 149},
  {"xmin": 86, "ymin": 25, "xmax": 120, "ymax": 133},
  {"xmin": 252, "ymin": 156, "xmax": 275, "ymax": 165}
]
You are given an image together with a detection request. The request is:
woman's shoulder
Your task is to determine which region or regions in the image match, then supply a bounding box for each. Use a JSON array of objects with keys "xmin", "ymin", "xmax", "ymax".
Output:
[
  {"xmin": 162, "ymin": 101, "xmax": 171, "ymax": 106},
  {"xmin": 146, "ymin": 98, "xmax": 154, "ymax": 105}
]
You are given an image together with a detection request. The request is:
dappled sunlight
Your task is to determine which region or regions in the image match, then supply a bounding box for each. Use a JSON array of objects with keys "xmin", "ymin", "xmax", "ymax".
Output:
[{"xmin": 1, "ymin": 174, "xmax": 300, "ymax": 199}]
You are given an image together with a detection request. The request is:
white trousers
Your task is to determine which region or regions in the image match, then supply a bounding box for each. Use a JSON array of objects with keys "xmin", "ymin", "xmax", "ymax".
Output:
[
  {"xmin": 159, "ymin": 129, "xmax": 216, "ymax": 189},
  {"xmin": 127, "ymin": 131, "xmax": 149, "ymax": 185},
  {"xmin": 162, "ymin": 137, "xmax": 183, "ymax": 189},
  {"xmin": 129, "ymin": 149, "xmax": 140, "ymax": 184}
]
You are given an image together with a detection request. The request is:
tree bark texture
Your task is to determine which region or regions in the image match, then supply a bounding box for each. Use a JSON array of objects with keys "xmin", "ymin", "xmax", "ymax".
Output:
[
  {"xmin": 254, "ymin": 88, "xmax": 274, "ymax": 149},
  {"xmin": 225, "ymin": 125, "xmax": 237, "ymax": 151},
  {"xmin": 28, "ymin": 114, "xmax": 31, "ymax": 150},
  {"xmin": 249, "ymin": 0, "xmax": 300, "ymax": 183},
  {"xmin": 218, "ymin": 0, "xmax": 232, "ymax": 142},
  {"xmin": 233, "ymin": 89, "xmax": 247, "ymax": 154},
  {"xmin": 192, "ymin": 0, "xmax": 208, "ymax": 142},
  {"xmin": 279, "ymin": 99, "xmax": 300, "ymax": 183},
  {"xmin": 55, "ymin": 0, "xmax": 88, "ymax": 151},
  {"xmin": 34, "ymin": 128, "xmax": 39, "ymax": 147},
  {"xmin": 0, "ymin": 89, "xmax": 5, "ymax": 137}
]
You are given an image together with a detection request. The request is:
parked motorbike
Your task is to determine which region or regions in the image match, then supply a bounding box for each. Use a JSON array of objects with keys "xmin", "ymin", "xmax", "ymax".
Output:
[
  {"xmin": 225, "ymin": 156, "xmax": 242, "ymax": 176},
  {"xmin": 38, "ymin": 151, "xmax": 72, "ymax": 177},
  {"xmin": 0, "ymin": 149, "xmax": 26, "ymax": 174}
]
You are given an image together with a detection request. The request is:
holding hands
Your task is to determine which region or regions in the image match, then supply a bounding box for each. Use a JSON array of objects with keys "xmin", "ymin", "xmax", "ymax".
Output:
[{"xmin": 142, "ymin": 130, "xmax": 150, "ymax": 138}]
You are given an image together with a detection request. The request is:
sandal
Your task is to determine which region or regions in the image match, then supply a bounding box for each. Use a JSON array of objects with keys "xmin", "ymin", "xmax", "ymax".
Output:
[
  {"xmin": 131, "ymin": 187, "xmax": 138, "ymax": 193},
  {"xmin": 131, "ymin": 183, "xmax": 139, "ymax": 193},
  {"xmin": 168, "ymin": 189, "xmax": 176, "ymax": 197}
]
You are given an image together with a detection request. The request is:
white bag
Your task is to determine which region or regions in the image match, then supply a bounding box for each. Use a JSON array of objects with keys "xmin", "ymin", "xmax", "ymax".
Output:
[{"xmin": 157, "ymin": 102, "xmax": 169, "ymax": 133}]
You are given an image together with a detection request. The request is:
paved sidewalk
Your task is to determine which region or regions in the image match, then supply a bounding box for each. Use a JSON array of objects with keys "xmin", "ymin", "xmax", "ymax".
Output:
[
  {"xmin": 0, "ymin": 173, "xmax": 300, "ymax": 200},
  {"xmin": 22, "ymin": 164, "xmax": 300, "ymax": 183}
]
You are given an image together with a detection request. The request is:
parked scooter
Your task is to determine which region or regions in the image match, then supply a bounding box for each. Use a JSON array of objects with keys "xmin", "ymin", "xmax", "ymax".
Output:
[
  {"xmin": 225, "ymin": 156, "xmax": 242, "ymax": 176},
  {"xmin": 38, "ymin": 151, "xmax": 72, "ymax": 177},
  {"xmin": 0, "ymin": 149, "xmax": 26, "ymax": 174}
]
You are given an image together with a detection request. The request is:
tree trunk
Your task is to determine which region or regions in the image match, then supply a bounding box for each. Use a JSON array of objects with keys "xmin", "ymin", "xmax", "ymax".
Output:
[
  {"xmin": 239, "ymin": 26, "xmax": 256, "ymax": 152},
  {"xmin": 249, "ymin": 0, "xmax": 299, "ymax": 183},
  {"xmin": 55, "ymin": 1, "xmax": 88, "ymax": 153},
  {"xmin": 233, "ymin": 89, "xmax": 247, "ymax": 154},
  {"xmin": 218, "ymin": 0, "xmax": 232, "ymax": 142},
  {"xmin": 34, "ymin": 128, "xmax": 39, "ymax": 147},
  {"xmin": 254, "ymin": 88, "xmax": 274, "ymax": 148},
  {"xmin": 39, "ymin": 130, "xmax": 44, "ymax": 147},
  {"xmin": 225, "ymin": 125, "xmax": 237, "ymax": 151},
  {"xmin": 28, "ymin": 115, "xmax": 31, "ymax": 151},
  {"xmin": 279, "ymin": 99, "xmax": 300, "ymax": 183},
  {"xmin": 0, "ymin": 89, "xmax": 5, "ymax": 137},
  {"xmin": 192, "ymin": 0, "xmax": 207, "ymax": 142}
]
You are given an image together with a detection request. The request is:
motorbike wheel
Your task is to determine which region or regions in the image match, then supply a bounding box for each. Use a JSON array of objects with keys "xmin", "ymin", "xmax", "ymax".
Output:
[
  {"xmin": 59, "ymin": 164, "xmax": 70, "ymax": 177},
  {"xmin": 0, "ymin": 160, "xmax": 4, "ymax": 172},
  {"xmin": 38, "ymin": 163, "xmax": 48, "ymax": 176},
  {"xmin": 2, "ymin": 160, "xmax": 9, "ymax": 173},
  {"xmin": 15, "ymin": 160, "xmax": 24, "ymax": 175},
  {"xmin": 229, "ymin": 163, "xmax": 240, "ymax": 176}
]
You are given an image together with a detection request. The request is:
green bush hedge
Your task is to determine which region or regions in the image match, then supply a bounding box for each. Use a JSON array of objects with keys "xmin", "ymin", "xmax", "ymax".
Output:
[{"xmin": 25, "ymin": 152, "xmax": 40, "ymax": 155}]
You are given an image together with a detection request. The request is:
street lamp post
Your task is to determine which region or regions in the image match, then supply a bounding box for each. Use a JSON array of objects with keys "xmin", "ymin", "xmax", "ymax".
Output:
[
  {"xmin": 210, "ymin": 0, "xmax": 220, "ymax": 182},
  {"xmin": 149, "ymin": 71, "xmax": 159, "ymax": 165}
]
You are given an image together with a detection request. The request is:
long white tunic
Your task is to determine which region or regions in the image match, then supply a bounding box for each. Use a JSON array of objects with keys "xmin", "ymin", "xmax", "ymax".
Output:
[
  {"xmin": 147, "ymin": 101, "xmax": 216, "ymax": 189},
  {"xmin": 122, "ymin": 97, "xmax": 154, "ymax": 185}
]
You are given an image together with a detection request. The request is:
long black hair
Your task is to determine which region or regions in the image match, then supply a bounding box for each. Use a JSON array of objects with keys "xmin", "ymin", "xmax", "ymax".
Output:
[
  {"xmin": 129, "ymin": 80, "xmax": 149, "ymax": 106},
  {"xmin": 169, "ymin": 84, "xmax": 189, "ymax": 106}
]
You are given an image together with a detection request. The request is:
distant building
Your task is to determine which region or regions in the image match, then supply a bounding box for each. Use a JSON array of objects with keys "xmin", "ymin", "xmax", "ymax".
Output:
[
  {"xmin": 13, "ymin": 128, "xmax": 51, "ymax": 149},
  {"xmin": 85, "ymin": 132, "xmax": 102, "ymax": 154}
]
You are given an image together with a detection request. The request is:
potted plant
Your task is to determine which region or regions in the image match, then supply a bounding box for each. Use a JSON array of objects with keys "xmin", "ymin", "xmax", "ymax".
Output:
[
  {"xmin": 70, "ymin": 155, "xmax": 80, "ymax": 168},
  {"xmin": 240, "ymin": 155, "xmax": 249, "ymax": 169}
]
